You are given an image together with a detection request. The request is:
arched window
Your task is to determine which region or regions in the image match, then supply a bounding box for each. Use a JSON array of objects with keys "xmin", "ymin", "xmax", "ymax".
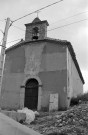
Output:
[{"xmin": 32, "ymin": 27, "xmax": 39, "ymax": 40}]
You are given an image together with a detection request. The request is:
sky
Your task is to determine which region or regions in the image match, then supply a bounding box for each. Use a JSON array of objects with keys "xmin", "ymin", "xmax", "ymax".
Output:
[{"xmin": 0, "ymin": 0, "xmax": 88, "ymax": 92}]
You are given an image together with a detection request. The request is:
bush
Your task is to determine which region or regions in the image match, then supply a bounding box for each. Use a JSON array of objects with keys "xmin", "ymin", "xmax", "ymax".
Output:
[
  {"xmin": 70, "ymin": 92, "xmax": 88, "ymax": 106},
  {"xmin": 78, "ymin": 92, "xmax": 88, "ymax": 101},
  {"xmin": 70, "ymin": 97, "xmax": 79, "ymax": 106}
]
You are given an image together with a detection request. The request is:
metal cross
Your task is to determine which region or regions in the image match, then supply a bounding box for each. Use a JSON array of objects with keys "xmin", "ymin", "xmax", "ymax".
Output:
[{"xmin": 36, "ymin": 10, "xmax": 40, "ymax": 17}]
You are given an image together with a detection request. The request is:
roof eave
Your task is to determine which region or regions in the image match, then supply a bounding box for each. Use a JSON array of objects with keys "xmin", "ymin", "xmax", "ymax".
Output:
[
  {"xmin": 25, "ymin": 20, "xmax": 49, "ymax": 27},
  {"xmin": 66, "ymin": 41, "xmax": 85, "ymax": 84}
]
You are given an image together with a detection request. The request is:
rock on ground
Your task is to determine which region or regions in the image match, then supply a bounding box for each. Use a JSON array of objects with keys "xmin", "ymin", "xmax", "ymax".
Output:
[{"xmin": 24, "ymin": 102, "xmax": 88, "ymax": 135}]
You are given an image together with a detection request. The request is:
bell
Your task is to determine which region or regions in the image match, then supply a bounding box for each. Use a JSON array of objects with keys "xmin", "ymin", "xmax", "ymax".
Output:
[{"xmin": 33, "ymin": 35, "xmax": 38, "ymax": 40}]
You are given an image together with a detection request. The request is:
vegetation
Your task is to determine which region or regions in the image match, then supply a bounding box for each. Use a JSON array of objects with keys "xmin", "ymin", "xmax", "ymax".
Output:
[{"xmin": 70, "ymin": 92, "xmax": 88, "ymax": 106}]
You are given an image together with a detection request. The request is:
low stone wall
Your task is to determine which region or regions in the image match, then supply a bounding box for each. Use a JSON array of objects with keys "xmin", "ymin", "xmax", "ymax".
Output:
[
  {"xmin": 0, "ymin": 112, "xmax": 42, "ymax": 135},
  {"xmin": 1, "ymin": 110, "xmax": 26, "ymax": 122}
]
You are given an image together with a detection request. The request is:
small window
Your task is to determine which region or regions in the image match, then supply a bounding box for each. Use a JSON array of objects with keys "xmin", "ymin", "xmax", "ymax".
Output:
[{"xmin": 32, "ymin": 27, "xmax": 39, "ymax": 40}]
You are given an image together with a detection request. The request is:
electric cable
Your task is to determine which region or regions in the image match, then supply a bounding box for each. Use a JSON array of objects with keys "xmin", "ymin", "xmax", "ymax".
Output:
[
  {"xmin": 48, "ymin": 18, "xmax": 88, "ymax": 31},
  {"xmin": 11, "ymin": 10, "xmax": 88, "ymax": 32},
  {"xmin": 50, "ymin": 10, "xmax": 88, "ymax": 25},
  {"xmin": 12, "ymin": 0, "xmax": 63, "ymax": 22},
  {"xmin": 7, "ymin": 38, "xmax": 24, "ymax": 44},
  {"xmin": 12, "ymin": 25, "xmax": 25, "ymax": 31},
  {"xmin": 7, "ymin": 18, "xmax": 88, "ymax": 44}
]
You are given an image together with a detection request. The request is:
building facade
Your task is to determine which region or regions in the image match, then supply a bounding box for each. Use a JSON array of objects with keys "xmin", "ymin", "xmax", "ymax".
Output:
[{"xmin": 0, "ymin": 18, "xmax": 84, "ymax": 111}]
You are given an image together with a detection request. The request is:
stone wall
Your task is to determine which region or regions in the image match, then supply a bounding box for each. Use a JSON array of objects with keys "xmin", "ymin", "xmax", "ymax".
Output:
[
  {"xmin": 39, "ymin": 70, "xmax": 67, "ymax": 110},
  {"xmin": 0, "ymin": 41, "xmax": 68, "ymax": 110},
  {"xmin": 25, "ymin": 23, "xmax": 47, "ymax": 41},
  {"xmin": 0, "ymin": 112, "xmax": 42, "ymax": 135},
  {"xmin": 67, "ymin": 48, "xmax": 83, "ymax": 99}
]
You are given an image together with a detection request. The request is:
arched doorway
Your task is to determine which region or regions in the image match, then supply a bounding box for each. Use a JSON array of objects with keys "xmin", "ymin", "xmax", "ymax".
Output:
[{"xmin": 24, "ymin": 78, "xmax": 38, "ymax": 110}]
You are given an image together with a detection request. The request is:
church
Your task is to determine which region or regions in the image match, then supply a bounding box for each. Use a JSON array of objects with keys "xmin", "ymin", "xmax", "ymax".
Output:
[{"xmin": 0, "ymin": 17, "xmax": 84, "ymax": 111}]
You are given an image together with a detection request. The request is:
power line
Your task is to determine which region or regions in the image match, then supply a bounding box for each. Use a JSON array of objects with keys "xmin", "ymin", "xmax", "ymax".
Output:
[
  {"xmin": 10, "ymin": 10, "xmax": 88, "ymax": 32},
  {"xmin": 6, "ymin": 18, "xmax": 88, "ymax": 45},
  {"xmin": 12, "ymin": 0, "xmax": 63, "ymax": 22},
  {"xmin": 48, "ymin": 18, "xmax": 88, "ymax": 32},
  {"xmin": 50, "ymin": 10, "xmax": 88, "ymax": 25},
  {"xmin": 7, "ymin": 38, "xmax": 24, "ymax": 44},
  {"xmin": 12, "ymin": 24, "xmax": 25, "ymax": 31}
]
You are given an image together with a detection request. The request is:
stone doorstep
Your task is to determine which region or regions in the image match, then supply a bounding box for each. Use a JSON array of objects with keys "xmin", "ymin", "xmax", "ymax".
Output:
[{"xmin": 1, "ymin": 110, "xmax": 26, "ymax": 122}]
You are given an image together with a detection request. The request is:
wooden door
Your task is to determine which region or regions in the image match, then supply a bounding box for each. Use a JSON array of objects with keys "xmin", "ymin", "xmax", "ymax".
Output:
[{"xmin": 24, "ymin": 79, "xmax": 38, "ymax": 110}]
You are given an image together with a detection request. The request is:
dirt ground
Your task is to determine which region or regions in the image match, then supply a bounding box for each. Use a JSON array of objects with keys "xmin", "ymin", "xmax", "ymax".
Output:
[{"xmin": 24, "ymin": 102, "xmax": 88, "ymax": 135}]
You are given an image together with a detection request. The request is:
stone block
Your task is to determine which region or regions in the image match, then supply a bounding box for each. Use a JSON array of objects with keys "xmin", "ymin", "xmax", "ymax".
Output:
[
  {"xmin": 0, "ymin": 112, "xmax": 42, "ymax": 135},
  {"xmin": 1, "ymin": 110, "xmax": 26, "ymax": 122}
]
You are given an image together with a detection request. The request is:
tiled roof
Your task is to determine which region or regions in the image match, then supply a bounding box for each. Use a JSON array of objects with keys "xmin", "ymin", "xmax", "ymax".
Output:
[
  {"xmin": 25, "ymin": 19, "xmax": 49, "ymax": 26},
  {"xmin": 32, "ymin": 17, "xmax": 41, "ymax": 23}
]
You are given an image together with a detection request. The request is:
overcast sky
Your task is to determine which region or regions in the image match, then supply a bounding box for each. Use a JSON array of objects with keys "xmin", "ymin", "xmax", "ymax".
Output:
[{"xmin": 0, "ymin": 0, "xmax": 88, "ymax": 92}]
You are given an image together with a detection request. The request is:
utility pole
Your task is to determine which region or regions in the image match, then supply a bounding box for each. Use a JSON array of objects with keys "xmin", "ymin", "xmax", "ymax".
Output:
[{"xmin": 0, "ymin": 18, "xmax": 10, "ymax": 95}]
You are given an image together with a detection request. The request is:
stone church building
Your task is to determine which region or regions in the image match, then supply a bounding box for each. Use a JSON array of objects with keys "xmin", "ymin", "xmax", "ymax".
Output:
[{"xmin": 0, "ymin": 17, "xmax": 84, "ymax": 111}]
